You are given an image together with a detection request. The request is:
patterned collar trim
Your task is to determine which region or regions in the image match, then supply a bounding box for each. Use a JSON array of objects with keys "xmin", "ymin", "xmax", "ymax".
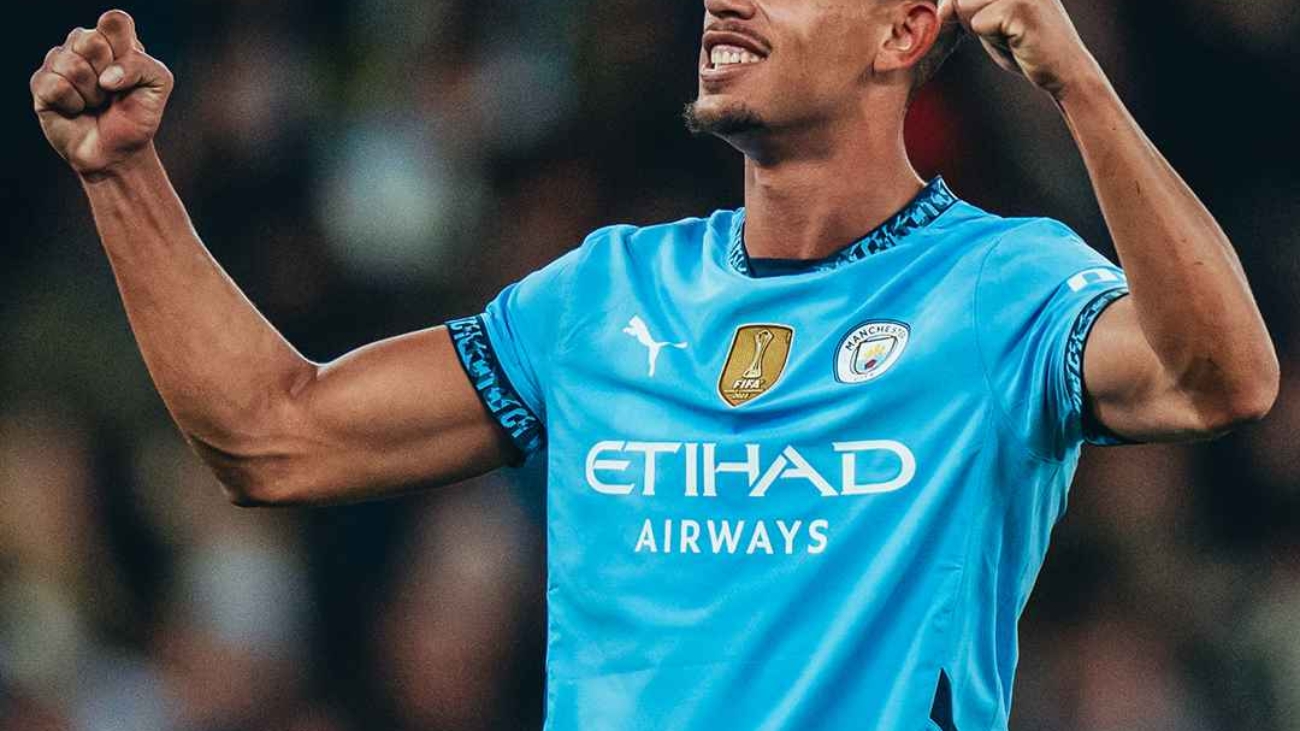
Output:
[{"xmin": 728, "ymin": 177, "xmax": 959, "ymax": 277}]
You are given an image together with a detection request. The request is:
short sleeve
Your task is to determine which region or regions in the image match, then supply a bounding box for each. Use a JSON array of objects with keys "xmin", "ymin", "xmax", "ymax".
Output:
[
  {"xmin": 974, "ymin": 219, "xmax": 1131, "ymax": 461},
  {"xmin": 447, "ymin": 247, "xmax": 583, "ymax": 460}
]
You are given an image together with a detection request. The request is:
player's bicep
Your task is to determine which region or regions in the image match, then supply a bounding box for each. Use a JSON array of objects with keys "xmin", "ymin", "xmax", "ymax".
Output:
[
  {"xmin": 1083, "ymin": 297, "xmax": 1213, "ymax": 442},
  {"xmin": 268, "ymin": 327, "xmax": 517, "ymax": 505}
]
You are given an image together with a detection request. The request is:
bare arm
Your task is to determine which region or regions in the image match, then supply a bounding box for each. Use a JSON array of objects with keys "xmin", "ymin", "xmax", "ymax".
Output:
[
  {"xmin": 952, "ymin": 0, "xmax": 1279, "ymax": 440},
  {"xmin": 1061, "ymin": 76, "xmax": 1277, "ymax": 440},
  {"xmin": 33, "ymin": 11, "xmax": 513, "ymax": 506}
]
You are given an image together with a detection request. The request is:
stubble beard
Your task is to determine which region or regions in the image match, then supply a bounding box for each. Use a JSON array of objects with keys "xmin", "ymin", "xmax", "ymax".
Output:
[{"xmin": 683, "ymin": 99, "xmax": 768, "ymax": 138}]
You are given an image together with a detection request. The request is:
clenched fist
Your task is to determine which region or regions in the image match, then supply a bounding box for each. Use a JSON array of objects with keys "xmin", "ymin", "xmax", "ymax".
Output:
[
  {"xmin": 31, "ymin": 10, "xmax": 173, "ymax": 177},
  {"xmin": 946, "ymin": 0, "xmax": 1101, "ymax": 99}
]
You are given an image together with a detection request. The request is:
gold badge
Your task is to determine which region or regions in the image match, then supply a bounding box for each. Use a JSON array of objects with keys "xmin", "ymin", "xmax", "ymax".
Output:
[{"xmin": 718, "ymin": 325, "xmax": 794, "ymax": 407}]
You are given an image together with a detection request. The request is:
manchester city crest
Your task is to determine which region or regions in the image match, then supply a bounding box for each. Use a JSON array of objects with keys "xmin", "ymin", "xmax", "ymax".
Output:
[{"xmin": 835, "ymin": 321, "xmax": 910, "ymax": 384}]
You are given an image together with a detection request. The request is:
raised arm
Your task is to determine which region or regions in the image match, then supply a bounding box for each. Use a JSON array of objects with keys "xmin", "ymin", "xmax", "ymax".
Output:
[
  {"xmin": 31, "ymin": 10, "xmax": 515, "ymax": 506},
  {"xmin": 951, "ymin": 0, "xmax": 1279, "ymax": 441}
]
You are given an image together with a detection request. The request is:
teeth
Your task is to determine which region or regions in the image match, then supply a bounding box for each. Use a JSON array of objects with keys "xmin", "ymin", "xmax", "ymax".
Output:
[{"xmin": 709, "ymin": 46, "xmax": 763, "ymax": 67}]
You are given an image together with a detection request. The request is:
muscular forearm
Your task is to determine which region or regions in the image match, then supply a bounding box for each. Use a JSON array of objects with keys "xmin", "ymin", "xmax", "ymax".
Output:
[
  {"xmin": 82, "ymin": 145, "xmax": 314, "ymax": 450},
  {"xmin": 1057, "ymin": 69, "xmax": 1278, "ymax": 407}
]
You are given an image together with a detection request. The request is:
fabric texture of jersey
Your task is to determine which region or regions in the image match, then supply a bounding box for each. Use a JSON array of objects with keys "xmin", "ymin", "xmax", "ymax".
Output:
[{"xmin": 447, "ymin": 179, "xmax": 1130, "ymax": 731}]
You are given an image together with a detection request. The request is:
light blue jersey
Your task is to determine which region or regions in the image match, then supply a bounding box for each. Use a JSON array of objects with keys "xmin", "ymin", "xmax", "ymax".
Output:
[{"xmin": 448, "ymin": 179, "xmax": 1130, "ymax": 731}]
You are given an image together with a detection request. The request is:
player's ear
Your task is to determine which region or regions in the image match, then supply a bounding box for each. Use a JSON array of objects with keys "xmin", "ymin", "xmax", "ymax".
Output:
[{"xmin": 873, "ymin": 1, "xmax": 942, "ymax": 75}]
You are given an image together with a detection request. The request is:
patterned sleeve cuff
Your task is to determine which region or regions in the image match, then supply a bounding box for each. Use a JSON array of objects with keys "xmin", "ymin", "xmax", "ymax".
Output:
[
  {"xmin": 1065, "ymin": 288, "xmax": 1138, "ymax": 447},
  {"xmin": 446, "ymin": 316, "xmax": 546, "ymax": 461}
]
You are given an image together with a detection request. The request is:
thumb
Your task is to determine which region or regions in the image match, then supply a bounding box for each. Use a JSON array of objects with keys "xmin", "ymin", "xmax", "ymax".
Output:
[{"xmin": 98, "ymin": 51, "xmax": 172, "ymax": 94}]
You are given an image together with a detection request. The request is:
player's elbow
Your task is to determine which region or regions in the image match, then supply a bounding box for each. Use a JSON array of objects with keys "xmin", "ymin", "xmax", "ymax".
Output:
[
  {"xmin": 187, "ymin": 401, "xmax": 327, "ymax": 507},
  {"xmin": 1226, "ymin": 350, "xmax": 1280, "ymax": 423},
  {"xmin": 189, "ymin": 442, "xmax": 268, "ymax": 507},
  {"xmin": 219, "ymin": 469, "xmax": 286, "ymax": 508},
  {"xmin": 224, "ymin": 481, "xmax": 276, "ymax": 509},
  {"xmin": 190, "ymin": 365, "xmax": 330, "ymax": 507},
  {"xmin": 1221, "ymin": 382, "xmax": 1278, "ymax": 428},
  {"xmin": 188, "ymin": 435, "xmax": 295, "ymax": 507},
  {"xmin": 215, "ymin": 455, "xmax": 326, "ymax": 508},
  {"xmin": 1193, "ymin": 372, "xmax": 1279, "ymax": 436}
]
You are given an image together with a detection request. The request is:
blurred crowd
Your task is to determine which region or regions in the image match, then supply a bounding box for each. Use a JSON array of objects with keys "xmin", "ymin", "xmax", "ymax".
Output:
[{"xmin": 2, "ymin": 0, "xmax": 1298, "ymax": 729}]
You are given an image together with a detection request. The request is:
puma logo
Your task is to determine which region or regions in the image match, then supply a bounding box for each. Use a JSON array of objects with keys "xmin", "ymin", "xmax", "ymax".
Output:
[{"xmin": 623, "ymin": 316, "xmax": 687, "ymax": 377}]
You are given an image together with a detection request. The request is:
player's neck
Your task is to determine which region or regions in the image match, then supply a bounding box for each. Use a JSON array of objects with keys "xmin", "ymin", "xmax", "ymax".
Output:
[{"xmin": 739, "ymin": 118, "xmax": 923, "ymax": 262}]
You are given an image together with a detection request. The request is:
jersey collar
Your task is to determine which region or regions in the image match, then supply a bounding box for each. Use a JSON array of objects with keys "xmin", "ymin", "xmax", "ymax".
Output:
[{"xmin": 728, "ymin": 177, "xmax": 958, "ymax": 277}]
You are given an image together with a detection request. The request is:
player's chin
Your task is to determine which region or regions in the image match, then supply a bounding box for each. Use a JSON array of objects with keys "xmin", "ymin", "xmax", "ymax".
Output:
[{"xmin": 683, "ymin": 96, "xmax": 767, "ymax": 137}]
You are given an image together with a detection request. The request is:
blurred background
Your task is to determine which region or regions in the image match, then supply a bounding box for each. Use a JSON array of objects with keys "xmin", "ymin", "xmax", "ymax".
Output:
[{"xmin": 2, "ymin": 0, "xmax": 1298, "ymax": 729}]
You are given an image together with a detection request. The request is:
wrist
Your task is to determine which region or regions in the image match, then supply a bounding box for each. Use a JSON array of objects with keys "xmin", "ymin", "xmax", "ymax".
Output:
[
  {"xmin": 1048, "ymin": 53, "xmax": 1110, "ymax": 106},
  {"xmin": 77, "ymin": 144, "xmax": 162, "ymax": 186}
]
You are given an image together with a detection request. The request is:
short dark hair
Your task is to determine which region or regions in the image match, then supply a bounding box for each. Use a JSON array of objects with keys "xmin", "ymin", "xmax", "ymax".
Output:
[{"xmin": 912, "ymin": 16, "xmax": 964, "ymax": 89}]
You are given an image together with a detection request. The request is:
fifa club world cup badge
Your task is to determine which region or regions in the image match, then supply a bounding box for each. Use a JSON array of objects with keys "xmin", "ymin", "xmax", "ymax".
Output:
[
  {"xmin": 718, "ymin": 325, "xmax": 794, "ymax": 407},
  {"xmin": 834, "ymin": 320, "xmax": 910, "ymax": 384}
]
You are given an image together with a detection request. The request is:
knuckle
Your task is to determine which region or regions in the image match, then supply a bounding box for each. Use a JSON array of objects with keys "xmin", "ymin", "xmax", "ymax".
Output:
[
  {"xmin": 48, "ymin": 48, "xmax": 71, "ymax": 70},
  {"xmin": 98, "ymin": 9, "xmax": 136, "ymax": 35},
  {"xmin": 52, "ymin": 52, "xmax": 96, "ymax": 86},
  {"xmin": 48, "ymin": 74, "xmax": 73, "ymax": 96},
  {"xmin": 34, "ymin": 74, "xmax": 72, "ymax": 104},
  {"xmin": 72, "ymin": 30, "xmax": 108, "ymax": 56},
  {"xmin": 100, "ymin": 8, "xmax": 133, "ymax": 23}
]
